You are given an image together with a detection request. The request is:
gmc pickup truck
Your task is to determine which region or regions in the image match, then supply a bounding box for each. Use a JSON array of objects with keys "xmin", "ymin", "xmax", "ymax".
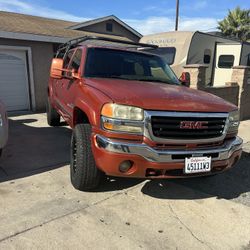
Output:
[{"xmin": 47, "ymin": 36, "xmax": 243, "ymax": 191}]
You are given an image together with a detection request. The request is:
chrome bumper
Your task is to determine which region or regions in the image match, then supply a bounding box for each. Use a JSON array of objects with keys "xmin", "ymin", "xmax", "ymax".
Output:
[{"xmin": 96, "ymin": 135, "xmax": 243, "ymax": 163}]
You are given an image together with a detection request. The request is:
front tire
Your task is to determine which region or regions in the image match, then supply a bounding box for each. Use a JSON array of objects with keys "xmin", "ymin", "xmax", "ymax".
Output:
[
  {"xmin": 46, "ymin": 98, "xmax": 60, "ymax": 126},
  {"xmin": 70, "ymin": 124, "xmax": 103, "ymax": 191}
]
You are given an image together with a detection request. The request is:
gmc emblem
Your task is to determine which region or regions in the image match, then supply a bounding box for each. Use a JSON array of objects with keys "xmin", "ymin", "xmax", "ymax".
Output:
[{"xmin": 180, "ymin": 121, "xmax": 208, "ymax": 129}]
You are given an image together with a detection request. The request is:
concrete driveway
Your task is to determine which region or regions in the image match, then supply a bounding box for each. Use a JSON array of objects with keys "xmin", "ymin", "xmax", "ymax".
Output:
[{"xmin": 0, "ymin": 113, "xmax": 250, "ymax": 250}]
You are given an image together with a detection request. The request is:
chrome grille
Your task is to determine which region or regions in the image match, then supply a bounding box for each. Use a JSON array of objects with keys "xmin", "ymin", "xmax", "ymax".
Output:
[{"xmin": 151, "ymin": 115, "xmax": 227, "ymax": 140}]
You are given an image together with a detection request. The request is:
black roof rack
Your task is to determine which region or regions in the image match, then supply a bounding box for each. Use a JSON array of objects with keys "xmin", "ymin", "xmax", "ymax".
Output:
[{"xmin": 56, "ymin": 36, "xmax": 158, "ymax": 58}]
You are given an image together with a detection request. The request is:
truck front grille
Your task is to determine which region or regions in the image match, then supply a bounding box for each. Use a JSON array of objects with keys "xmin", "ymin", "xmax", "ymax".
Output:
[{"xmin": 151, "ymin": 116, "xmax": 227, "ymax": 140}]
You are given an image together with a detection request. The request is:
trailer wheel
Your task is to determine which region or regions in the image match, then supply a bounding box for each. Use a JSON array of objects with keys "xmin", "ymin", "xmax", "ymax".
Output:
[{"xmin": 70, "ymin": 124, "xmax": 103, "ymax": 191}]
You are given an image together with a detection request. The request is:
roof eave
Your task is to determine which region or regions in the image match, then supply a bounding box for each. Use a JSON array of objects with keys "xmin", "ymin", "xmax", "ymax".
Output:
[{"xmin": 0, "ymin": 30, "xmax": 69, "ymax": 43}]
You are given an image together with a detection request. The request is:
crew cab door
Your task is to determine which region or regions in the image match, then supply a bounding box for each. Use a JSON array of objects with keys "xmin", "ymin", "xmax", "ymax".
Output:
[
  {"xmin": 212, "ymin": 43, "xmax": 241, "ymax": 86},
  {"xmin": 57, "ymin": 49, "xmax": 83, "ymax": 122},
  {"xmin": 53, "ymin": 50, "xmax": 74, "ymax": 114}
]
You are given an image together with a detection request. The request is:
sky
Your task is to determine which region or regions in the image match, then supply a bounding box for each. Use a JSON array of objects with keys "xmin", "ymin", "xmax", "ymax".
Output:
[{"xmin": 0, "ymin": 0, "xmax": 249, "ymax": 35}]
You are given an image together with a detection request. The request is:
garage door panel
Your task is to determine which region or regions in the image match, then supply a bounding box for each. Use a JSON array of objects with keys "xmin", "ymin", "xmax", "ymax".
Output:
[{"xmin": 0, "ymin": 50, "xmax": 30, "ymax": 111}]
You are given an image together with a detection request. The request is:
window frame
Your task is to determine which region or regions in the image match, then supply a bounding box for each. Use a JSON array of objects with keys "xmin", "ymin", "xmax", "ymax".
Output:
[
  {"xmin": 63, "ymin": 50, "xmax": 74, "ymax": 69},
  {"xmin": 68, "ymin": 49, "xmax": 82, "ymax": 73},
  {"xmin": 203, "ymin": 49, "xmax": 211, "ymax": 64},
  {"xmin": 106, "ymin": 23, "xmax": 113, "ymax": 32}
]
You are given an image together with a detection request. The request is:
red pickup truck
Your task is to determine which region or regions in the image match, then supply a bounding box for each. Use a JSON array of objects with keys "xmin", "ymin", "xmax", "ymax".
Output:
[{"xmin": 47, "ymin": 36, "xmax": 243, "ymax": 191}]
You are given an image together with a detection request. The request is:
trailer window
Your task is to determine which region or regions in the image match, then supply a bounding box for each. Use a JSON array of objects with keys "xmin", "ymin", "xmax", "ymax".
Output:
[
  {"xmin": 150, "ymin": 47, "xmax": 176, "ymax": 65},
  {"xmin": 218, "ymin": 55, "xmax": 234, "ymax": 68},
  {"xmin": 203, "ymin": 49, "xmax": 211, "ymax": 64}
]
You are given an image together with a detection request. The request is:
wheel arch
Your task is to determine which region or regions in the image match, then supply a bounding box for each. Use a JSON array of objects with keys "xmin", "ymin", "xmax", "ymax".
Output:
[{"xmin": 73, "ymin": 106, "xmax": 92, "ymax": 127}]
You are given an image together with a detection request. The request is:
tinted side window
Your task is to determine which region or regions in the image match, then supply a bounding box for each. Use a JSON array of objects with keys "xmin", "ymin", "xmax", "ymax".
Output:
[
  {"xmin": 218, "ymin": 55, "xmax": 234, "ymax": 68},
  {"xmin": 63, "ymin": 51, "xmax": 74, "ymax": 69},
  {"xmin": 69, "ymin": 49, "xmax": 82, "ymax": 72}
]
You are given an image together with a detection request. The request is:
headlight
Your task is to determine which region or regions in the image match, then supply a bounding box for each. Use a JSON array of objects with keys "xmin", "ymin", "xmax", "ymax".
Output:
[
  {"xmin": 228, "ymin": 110, "xmax": 240, "ymax": 133},
  {"xmin": 101, "ymin": 103, "xmax": 144, "ymax": 133},
  {"xmin": 101, "ymin": 103, "xmax": 144, "ymax": 121}
]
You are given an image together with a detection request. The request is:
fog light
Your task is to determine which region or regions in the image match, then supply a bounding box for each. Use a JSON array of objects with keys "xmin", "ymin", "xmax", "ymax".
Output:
[{"xmin": 119, "ymin": 160, "xmax": 133, "ymax": 173}]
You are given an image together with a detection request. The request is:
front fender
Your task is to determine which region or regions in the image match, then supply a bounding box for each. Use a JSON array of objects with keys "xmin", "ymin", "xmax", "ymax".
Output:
[{"xmin": 73, "ymin": 84, "xmax": 113, "ymax": 127}]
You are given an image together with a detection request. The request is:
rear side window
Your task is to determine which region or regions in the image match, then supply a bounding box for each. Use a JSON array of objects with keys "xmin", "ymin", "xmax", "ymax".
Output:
[
  {"xmin": 218, "ymin": 55, "xmax": 234, "ymax": 68},
  {"xmin": 69, "ymin": 49, "xmax": 82, "ymax": 72}
]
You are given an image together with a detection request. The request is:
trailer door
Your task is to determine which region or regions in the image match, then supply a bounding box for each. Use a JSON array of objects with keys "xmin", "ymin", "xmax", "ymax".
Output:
[{"xmin": 213, "ymin": 44, "xmax": 241, "ymax": 86}]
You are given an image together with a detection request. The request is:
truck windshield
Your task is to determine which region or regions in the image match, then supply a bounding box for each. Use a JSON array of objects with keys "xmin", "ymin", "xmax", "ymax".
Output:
[{"xmin": 84, "ymin": 48, "xmax": 180, "ymax": 85}]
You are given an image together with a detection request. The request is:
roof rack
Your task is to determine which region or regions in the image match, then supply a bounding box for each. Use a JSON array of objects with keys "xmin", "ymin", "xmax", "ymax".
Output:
[{"xmin": 56, "ymin": 36, "xmax": 158, "ymax": 58}]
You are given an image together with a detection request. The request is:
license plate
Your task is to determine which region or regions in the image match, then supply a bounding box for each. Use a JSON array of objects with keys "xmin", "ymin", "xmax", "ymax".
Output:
[{"xmin": 184, "ymin": 156, "xmax": 211, "ymax": 174}]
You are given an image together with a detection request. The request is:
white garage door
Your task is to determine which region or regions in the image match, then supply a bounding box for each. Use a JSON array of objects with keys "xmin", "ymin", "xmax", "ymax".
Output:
[{"xmin": 0, "ymin": 49, "xmax": 30, "ymax": 111}]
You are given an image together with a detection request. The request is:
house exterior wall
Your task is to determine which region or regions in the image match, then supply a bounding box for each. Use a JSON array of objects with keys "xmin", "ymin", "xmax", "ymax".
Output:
[
  {"xmin": 76, "ymin": 20, "xmax": 140, "ymax": 42},
  {"xmin": 0, "ymin": 38, "xmax": 54, "ymax": 111}
]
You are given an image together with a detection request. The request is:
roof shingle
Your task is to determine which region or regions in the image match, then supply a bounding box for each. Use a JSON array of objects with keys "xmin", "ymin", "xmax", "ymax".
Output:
[{"xmin": 0, "ymin": 11, "xmax": 129, "ymax": 41}]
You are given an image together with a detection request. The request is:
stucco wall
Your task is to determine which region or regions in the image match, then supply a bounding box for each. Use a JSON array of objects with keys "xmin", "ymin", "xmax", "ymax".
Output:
[
  {"xmin": 203, "ymin": 86, "xmax": 239, "ymax": 106},
  {"xmin": 231, "ymin": 66, "xmax": 250, "ymax": 120},
  {"xmin": 0, "ymin": 38, "xmax": 54, "ymax": 111},
  {"xmin": 240, "ymin": 83, "xmax": 250, "ymax": 120}
]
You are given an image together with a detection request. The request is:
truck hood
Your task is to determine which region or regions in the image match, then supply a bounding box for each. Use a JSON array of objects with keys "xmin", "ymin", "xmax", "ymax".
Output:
[{"xmin": 85, "ymin": 78, "xmax": 236, "ymax": 113}]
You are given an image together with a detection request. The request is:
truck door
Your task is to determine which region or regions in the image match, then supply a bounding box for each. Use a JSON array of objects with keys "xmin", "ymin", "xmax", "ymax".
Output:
[
  {"xmin": 212, "ymin": 44, "xmax": 241, "ymax": 86},
  {"xmin": 54, "ymin": 50, "xmax": 74, "ymax": 112},
  {"xmin": 58, "ymin": 49, "xmax": 82, "ymax": 122}
]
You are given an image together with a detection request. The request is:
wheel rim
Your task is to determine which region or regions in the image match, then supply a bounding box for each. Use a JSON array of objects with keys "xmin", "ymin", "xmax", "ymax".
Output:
[{"xmin": 71, "ymin": 134, "xmax": 77, "ymax": 173}]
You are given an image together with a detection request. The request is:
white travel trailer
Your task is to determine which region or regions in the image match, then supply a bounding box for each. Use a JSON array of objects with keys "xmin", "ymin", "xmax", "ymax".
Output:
[{"xmin": 140, "ymin": 31, "xmax": 250, "ymax": 86}]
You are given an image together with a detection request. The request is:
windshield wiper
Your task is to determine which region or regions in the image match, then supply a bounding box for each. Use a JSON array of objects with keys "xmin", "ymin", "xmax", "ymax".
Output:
[
  {"xmin": 134, "ymin": 78, "xmax": 178, "ymax": 85},
  {"xmin": 88, "ymin": 75, "xmax": 179, "ymax": 85},
  {"xmin": 91, "ymin": 75, "xmax": 132, "ymax": 80}
]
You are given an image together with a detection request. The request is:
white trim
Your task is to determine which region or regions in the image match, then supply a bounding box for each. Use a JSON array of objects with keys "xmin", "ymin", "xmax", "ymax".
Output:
[
  {"xmin": 0, "ymin": 45, "xmax": 36, "ymax": 110},
  {"xmin": 0, "ymin": 30, "xmax": 68, "ymax": 43}
]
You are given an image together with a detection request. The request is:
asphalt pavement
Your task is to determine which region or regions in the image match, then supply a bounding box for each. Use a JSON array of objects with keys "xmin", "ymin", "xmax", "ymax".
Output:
[{"xmin": 0, "ymin": 113, "xmax": 249, "ymax": 250}]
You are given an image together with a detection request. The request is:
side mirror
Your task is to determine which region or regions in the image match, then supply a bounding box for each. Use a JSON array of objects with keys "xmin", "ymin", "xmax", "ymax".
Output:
[
  {"xmin": 50, "ymin": 58, "xmax": 63, "ymax": 79},
  {"xmin": 179, "ymin": 72, "xmax": 190, "ymax": 87}
]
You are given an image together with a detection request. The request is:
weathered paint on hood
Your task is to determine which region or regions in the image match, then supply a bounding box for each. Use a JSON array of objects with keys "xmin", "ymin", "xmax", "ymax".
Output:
[{"xmin": 85, "ymin": 78, "xmax": 237, "ymax": 113}]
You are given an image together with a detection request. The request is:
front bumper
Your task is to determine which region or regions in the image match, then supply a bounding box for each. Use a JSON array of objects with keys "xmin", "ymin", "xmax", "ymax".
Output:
[
  {"xmin": 93, "ymin": 135, "xmax": 243, "ymax": 178},
  {"xmin": 96, "ymin": 135, "xmax": 242, "ymax": 163}
]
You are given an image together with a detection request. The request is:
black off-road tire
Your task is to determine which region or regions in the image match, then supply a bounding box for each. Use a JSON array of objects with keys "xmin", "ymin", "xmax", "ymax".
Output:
[
  {"xmin": 46, "ymin": 98, "xmax": 60, "ymax": 126},
  {"xmin": 70, "ymin": 124, "xmax": 103, "ymax": 191}
]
